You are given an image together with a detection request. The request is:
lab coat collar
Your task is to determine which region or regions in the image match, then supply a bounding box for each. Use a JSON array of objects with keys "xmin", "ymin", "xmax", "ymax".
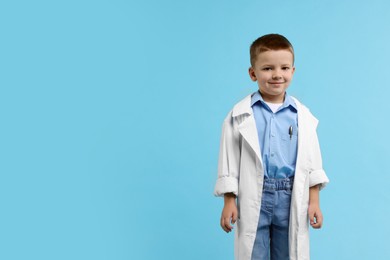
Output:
[{"xmin": 232, "ymin": 94, "xmax": 253, "ymax": 117}]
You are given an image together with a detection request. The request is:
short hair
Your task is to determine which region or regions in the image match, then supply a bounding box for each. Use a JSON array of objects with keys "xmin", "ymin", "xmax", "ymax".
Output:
[{"xmin": 250, "ymin": 34, "xmax": 294, "ymax": 67}]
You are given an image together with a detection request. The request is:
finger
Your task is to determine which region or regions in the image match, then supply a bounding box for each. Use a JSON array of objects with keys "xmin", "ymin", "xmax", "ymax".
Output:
[
  {"xmin": 316, "ymin": 212, "xmax": 323, "ymax": 224},
  {"xmin": 221, "ymin": 217, "xmax": 229, "ymax": 232},
  {"xmin": 315, "ymin": 213, "xmax": 323, "ymax": 228},
  {"xmin": 221, "ymin": 217, "xmax": 232, "ymax": 232},
  {"xmin": 224, "ymin": 217, "xmax": 233, "ymax": 232},
  {"xmin": 309, "ymin": 211, "xmax": 315, "ymax": 225},
  {"xmin": 311, "ymin": 220, "xmax": 322, "ymax": 229},
  {"xmin": 310, "ymin": 214, "xmax": 323, "ymax": 229},
  {"xmin": 232, "ymin": 211, "xmax": 237, "ymax": 225}
]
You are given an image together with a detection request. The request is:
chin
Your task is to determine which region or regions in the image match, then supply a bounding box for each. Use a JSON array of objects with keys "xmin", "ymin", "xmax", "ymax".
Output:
[{"xmin": 270, "ymin": 90, "xmax": 285, "ymax": 95}]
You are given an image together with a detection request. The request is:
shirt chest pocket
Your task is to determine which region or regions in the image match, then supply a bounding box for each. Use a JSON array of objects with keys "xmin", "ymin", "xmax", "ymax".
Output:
[{"xmin": 280, "ymin": 133, "xmax": 298, "ymax": 166}]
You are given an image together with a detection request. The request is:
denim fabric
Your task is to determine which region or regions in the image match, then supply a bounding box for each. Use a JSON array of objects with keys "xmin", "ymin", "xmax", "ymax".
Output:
[{"xmin": 251, "ymin": 178, "xmax": 293, "ymax": 260}]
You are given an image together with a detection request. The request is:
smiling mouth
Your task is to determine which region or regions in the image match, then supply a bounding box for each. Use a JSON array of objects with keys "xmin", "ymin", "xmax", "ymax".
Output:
[{"xmin": 269, "ymin": 82, "xmax": 285, "ymax": 84}]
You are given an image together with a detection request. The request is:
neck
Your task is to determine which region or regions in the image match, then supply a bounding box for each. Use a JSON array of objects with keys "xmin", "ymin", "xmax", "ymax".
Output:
[{"xmin": 259, "ymin": 91, "xmax": 285, "ymax": 103}]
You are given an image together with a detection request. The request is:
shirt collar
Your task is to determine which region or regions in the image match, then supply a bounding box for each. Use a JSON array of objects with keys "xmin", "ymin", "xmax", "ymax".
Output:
[{"xmin": 251, "ymin": 91, "xmax": 297, "ymax": 111}]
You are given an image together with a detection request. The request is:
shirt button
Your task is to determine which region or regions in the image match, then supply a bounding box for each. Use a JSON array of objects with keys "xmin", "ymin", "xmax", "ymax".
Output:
[
  {"xmin": 271, "ymin": 134, "xmax": 275, "ymax": 137},
  {"xmin": 271, "ymin": 153, "xmax": 275, "ymax": 157}
]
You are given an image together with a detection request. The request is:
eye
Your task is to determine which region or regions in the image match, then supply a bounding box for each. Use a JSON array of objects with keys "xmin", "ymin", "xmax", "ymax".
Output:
[
  {"xmin": 262, "ymin": 67, "xmax": 272, "ymax": 71},
  {"xmin": 282, "ymin": 67, "xmax": 290, "ymax": 70}
]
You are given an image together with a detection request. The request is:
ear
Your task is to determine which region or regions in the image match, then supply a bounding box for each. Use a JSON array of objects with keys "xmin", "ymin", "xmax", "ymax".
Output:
[{"xmin": 248, "ymin": 67, "xmax": 257, "ymax": 81}]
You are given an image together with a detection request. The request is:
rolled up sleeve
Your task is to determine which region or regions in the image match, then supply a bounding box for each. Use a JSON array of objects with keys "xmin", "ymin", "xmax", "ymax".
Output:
[
  {"xmin": 308, "ymin": 123, "xmax": 329, "ymax": 190},
  {"xmin": 214, "ymin": 112, "xmax": 241, "ymax": 197}
]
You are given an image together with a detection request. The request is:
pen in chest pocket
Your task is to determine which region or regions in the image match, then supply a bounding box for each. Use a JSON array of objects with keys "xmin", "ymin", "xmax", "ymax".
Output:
[{"xmin": 289, "ymin": 125, "xmax": 293, "ymax": 140}]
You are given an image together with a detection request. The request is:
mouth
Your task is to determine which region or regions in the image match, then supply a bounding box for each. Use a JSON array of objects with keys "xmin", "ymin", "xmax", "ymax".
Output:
[{"xmin": 269, "ymin": 81, "xmax": 285, "ymax": 84}]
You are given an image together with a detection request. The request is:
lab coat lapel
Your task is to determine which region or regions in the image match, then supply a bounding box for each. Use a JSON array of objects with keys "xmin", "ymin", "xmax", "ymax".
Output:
[
  {"xmin": 238, "ymin": 114, "xmax": 262, "ymax": 162},
  {"xmin": 232, "ymin": 94, "xmax": 262, "ymax": 163},
  {"xmin": 291, "ymin": 97, "xmax": 309, "ymax": 219}
]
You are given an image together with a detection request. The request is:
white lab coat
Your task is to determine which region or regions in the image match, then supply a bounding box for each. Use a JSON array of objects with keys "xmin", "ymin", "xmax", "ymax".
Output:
[{"xmin": 214, "ymin": 94, "xmax": 329, "ymax": 260}]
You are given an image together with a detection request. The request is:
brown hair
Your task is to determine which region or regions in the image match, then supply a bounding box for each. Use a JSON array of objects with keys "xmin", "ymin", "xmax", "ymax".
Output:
[{"xmin": 250, "ymin": 34, "xmax": 294, "ymax": 67}]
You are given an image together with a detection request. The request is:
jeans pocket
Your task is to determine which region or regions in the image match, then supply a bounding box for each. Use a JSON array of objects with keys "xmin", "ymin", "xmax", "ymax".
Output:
[{"xmin": 278, "ymin": 190, "xmax": 292, "ymax": 209}]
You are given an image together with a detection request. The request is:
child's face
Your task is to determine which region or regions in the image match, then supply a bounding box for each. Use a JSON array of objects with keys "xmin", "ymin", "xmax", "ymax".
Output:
[{"xmin": 249, "ymin": 50, "xmax": 295, "ymax": 103}]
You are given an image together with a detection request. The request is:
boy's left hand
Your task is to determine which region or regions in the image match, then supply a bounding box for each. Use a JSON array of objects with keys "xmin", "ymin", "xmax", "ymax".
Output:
[{"xmin": 308, "ymin": 203, "xmax": 323, "ymax": 229}]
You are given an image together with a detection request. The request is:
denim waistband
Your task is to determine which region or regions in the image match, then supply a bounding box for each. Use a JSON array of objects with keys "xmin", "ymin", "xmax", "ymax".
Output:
[{"xmin": 263, "ymin": 177, "xmax": 294, "ymax": 191}]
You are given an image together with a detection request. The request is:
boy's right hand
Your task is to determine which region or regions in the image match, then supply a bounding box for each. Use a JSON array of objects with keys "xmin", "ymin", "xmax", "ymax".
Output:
[{"xmin": 220, "ymin": 193, "xmax": 238, "ymax": 233}]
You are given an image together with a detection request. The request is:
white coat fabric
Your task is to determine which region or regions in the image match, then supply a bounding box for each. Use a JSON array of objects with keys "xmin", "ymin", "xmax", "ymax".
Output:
[{"xmin": 214, "ymin": 94, "xmax": 329, "ymax": 260}]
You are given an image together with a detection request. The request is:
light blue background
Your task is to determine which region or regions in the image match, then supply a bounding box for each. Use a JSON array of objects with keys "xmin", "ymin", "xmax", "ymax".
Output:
[{"xmin": 1, "ymin": 0, "xmax": 389, "ymax": 259}]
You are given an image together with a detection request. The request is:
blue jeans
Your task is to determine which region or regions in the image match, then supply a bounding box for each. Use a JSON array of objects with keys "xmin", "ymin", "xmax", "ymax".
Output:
[{"xmin": 251, "ymin": 177, "xmax": 293, "ymax": 260}]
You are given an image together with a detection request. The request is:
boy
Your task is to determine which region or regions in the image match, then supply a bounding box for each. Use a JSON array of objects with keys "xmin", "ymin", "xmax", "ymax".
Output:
[{"xmin": 214, "ymin": 34, "xmax": 329, "ymax": 260}]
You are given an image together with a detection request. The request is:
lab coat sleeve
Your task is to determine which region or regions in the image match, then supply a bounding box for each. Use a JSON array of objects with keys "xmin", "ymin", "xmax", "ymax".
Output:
[
  {"xmin": 308, "ymin": 122, "xmax": 329, "ymax": 190},
  {"xmin": 214, "ymin": 112, "xmax": 241, "ymax": 197}
]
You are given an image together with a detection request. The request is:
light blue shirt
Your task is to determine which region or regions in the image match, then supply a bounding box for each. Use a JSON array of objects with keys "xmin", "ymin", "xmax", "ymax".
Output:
[{"xmin": 251, "ymin": 91, "xmax": 298, "ymax": 179}]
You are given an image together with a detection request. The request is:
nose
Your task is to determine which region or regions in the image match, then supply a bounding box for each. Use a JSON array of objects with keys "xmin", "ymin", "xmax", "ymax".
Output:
[{"xmin": 272, "ymin": 70, "xmax": 282, "ymax": 80}]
